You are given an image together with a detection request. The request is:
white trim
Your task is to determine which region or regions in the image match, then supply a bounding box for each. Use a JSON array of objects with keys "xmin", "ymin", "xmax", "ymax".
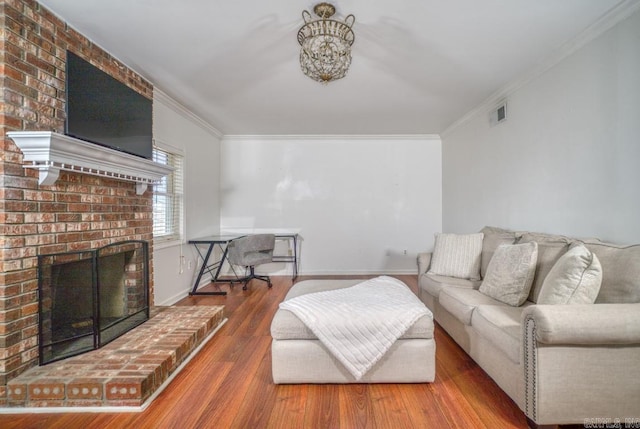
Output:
[
  {"xmin": 153, "ymin": 89, "xmax": 223, "ymax": 139},
  {"xmin": 0, "ymin": 318, "xmax": 227, "ymax": 414},
  {"xmin": 222, "ymin": 134, "xmax": 441, "ymax": 142},
  {"xmin": 155, "ymin": 288, "xmax": 191, "ymax": 306},
  {"xmin": 153, "ymin": 138, "xmax": 184, "ymax": 156},
  {"xmin": 153, "ymin": 238, "xmax": 184, "ymax": 250},
  {"xmin": 8, "ymin": 131, "xmax": 172, "ymax": 195},
  {"xmin": 441, "ymin": 0, "xmax": 640, "ymax": 138}
]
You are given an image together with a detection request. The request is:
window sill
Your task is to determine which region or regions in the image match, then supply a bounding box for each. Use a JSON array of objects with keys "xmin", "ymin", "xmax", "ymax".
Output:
[{"xmin": 153, "ymin": 238, "xmax": 184, "ymax": 250}]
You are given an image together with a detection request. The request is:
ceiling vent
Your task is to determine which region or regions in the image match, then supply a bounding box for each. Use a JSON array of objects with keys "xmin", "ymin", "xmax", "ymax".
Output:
[{"xmin": 490, "ymin": 102, "xmax": 507, "ymax": 126}]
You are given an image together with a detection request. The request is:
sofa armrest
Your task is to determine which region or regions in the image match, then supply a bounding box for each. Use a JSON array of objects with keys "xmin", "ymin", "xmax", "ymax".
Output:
[
  {"xmin": 417, "ymin": 252, "xmax": 432, "ymax": 275},
  {"xmin": 522, "ymin": 303, "xmax": 640, "ymax": 425},
  {"xmin": 523, "ymin": 303, "xmax": 640, "ymax": 345}
]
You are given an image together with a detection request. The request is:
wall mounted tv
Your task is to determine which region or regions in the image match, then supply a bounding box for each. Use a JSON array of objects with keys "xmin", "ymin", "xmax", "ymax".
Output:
[{"xmin": 65, "ymin": 51, "xmax": 153, "ymax": 159}]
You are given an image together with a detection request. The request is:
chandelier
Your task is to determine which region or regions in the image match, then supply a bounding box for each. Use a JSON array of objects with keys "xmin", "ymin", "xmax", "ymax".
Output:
[{"xmin": 297, "ymin": 3, "xmax": 355, "ymax": 83}]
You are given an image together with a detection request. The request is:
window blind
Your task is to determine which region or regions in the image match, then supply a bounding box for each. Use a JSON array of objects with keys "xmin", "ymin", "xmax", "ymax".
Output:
[{"xmin": 152, "ymin": 145, "xmax": 184, "ymax": 243}]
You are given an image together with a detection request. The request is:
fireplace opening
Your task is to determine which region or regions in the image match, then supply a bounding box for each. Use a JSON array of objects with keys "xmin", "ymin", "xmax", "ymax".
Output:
[{"xmin": 38, "ymin": 240, "xmax": 149, "ymax": 365}]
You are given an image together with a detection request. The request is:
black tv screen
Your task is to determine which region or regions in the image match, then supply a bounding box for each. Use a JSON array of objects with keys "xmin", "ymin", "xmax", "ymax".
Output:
[{"xmin": 65, "ymin": 51, "xmax": 153, "ymax": 159}]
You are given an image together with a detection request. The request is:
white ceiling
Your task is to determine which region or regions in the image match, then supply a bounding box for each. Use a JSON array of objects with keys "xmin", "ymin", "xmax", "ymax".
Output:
[{"xmin": 38, "ymin": 0, "xmax": 626, "ymax": 135}]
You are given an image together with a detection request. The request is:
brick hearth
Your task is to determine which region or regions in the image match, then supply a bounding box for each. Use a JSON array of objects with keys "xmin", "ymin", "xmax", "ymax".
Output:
[{"xmin": 6, "ymin": 306, "xmax": 225, "ymax": 408}]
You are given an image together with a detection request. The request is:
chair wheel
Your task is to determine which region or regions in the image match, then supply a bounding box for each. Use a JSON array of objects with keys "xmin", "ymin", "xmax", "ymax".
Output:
[
  {"xmin": 242, "ymin": 284, "xmax": 248, "ymax": 291},
  {"xmin": 268, "ymin": 282, "xmax": 272, "ymax": 288}
]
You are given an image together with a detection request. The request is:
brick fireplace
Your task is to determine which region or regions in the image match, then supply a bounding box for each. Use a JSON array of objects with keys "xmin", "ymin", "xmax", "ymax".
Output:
[{"xmin": 0, "ymin": 0, "xmax": 157, "ymax": 404}]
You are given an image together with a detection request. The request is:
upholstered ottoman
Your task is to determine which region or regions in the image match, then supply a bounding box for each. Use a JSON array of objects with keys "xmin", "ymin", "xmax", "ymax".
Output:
[{"xmin": 271, "ymin": 278, "xmax": 435, "ymax": 384}]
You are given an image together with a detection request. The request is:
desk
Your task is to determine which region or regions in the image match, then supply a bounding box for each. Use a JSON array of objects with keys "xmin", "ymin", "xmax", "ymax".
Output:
[
  {"xmin": 188, "ymin": 231, "xmax": 300, "ymax": 296},
  {"xmin": 188, "ymin": 234, "xmax": 243, "ymax": 296}
]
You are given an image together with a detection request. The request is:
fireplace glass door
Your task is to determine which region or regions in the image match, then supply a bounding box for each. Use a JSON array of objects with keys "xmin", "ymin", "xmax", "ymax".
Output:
[{"xmin": 38, "ymin": 240, "xmax": 149, "ymax": 365}]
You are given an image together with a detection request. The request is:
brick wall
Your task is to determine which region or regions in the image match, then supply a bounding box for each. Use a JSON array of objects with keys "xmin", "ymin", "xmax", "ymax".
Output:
[{"xmin": 0, "ymin": 0, "xmax": 155, "ymax": 404}]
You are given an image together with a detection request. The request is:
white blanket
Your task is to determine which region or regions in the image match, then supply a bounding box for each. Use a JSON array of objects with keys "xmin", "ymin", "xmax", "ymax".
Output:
[{"xmin": 279, "ymin": 276, "xmax": 429, "ymax": 380}]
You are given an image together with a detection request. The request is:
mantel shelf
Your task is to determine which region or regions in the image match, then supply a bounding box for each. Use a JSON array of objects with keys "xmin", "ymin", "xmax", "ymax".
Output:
[{"xmin": 7, "ymin": 131, "xmax": 172, "ymax": 195}]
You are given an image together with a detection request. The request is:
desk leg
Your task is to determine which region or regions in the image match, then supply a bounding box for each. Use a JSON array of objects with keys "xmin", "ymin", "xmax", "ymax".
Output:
[
  {"xmin": 190, "ymin": 243, "xmax": 227, "ymax": 296},
  {"xmin": 292, "ymin": 235, "xmax": 298, "ymax": 281},
  {"xmin": 212, "ymin": 245, "xmax": 229, "ymax": 282}
]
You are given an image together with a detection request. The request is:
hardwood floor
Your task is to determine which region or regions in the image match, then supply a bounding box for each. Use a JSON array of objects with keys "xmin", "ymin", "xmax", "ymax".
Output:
[{"xmin": 0, "ymin": 275, "xmax": 534, "ymax": 428}]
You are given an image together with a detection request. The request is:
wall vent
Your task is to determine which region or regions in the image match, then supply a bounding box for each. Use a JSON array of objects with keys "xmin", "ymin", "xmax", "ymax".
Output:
[{"xmin": 490, "ymin": 102, "xmax": 507, "ymax": 126}]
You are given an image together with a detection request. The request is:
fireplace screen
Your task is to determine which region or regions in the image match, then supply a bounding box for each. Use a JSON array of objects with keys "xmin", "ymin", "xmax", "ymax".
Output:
[{"xmin": 38, "ymin": 240, "xmax": 149, "ymax": 365}]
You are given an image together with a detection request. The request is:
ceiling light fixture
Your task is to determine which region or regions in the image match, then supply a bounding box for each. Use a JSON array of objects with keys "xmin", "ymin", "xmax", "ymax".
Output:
[{"xmin": 297, "ymin": 2, "xmax": 355, "ymax": 84}]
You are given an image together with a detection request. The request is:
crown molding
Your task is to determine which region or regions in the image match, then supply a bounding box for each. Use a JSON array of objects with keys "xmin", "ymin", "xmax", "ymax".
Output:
[
  {"xmin": 222, "ymin": 134, "xmax": 441, "ymax": 142},
  {"xmin": 441, "ymin": 0, "xmax": 640, "ymax": 138},
  {"xmin": 153, "ymin": 89, "xmax": 224, "ymax": 139}
]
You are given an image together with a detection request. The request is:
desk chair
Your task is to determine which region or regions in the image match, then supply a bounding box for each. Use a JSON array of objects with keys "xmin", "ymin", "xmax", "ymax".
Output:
[{"xmin": 227, "ymin": 234, "xmax": 276, "ymax": 290}]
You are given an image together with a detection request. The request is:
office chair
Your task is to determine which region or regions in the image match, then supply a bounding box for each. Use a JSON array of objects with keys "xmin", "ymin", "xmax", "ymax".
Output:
[{"xmin": 226, "ymin": 234, "xmax": 276, "ymax": 290}]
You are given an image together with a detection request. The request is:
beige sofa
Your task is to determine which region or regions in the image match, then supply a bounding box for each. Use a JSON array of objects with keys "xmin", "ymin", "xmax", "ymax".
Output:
[{"xmin": 418, "ymin": 226, "xmax": 640, "ymax": 428}]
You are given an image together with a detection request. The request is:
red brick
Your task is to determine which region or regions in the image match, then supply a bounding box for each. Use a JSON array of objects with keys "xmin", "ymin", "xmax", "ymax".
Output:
[
  {"xmin": 20, "ymin": 302, "xmax": 38, "ymax": 317},
  {"xmin": 38, "ymin": 202, "xmax": 68, "ymax": 212},
  {"xmin": 0, "ymin": 213, "xmax": 24, "ymax": 224},
  {"xmin": 24, "ymin": 190, "xmax": 54, "ymax": 201},
  {"xmin": 56, "ymin": 213, "xmax": 82, "ymax": 222},
  {"xmin": 0, "ymin": 309, "xmax": 22, "ymax": 324},
  {"xmin": 56, "ymin": 232, "xmax": 82, "ymax": 243},
  {"xmin": 67, "ymin": 379, "xmax": 103, "ymax": 400},
  {"xmin": 29, "ymin": 380, "xmax": 65, "ymax": 400},
  {"xmin": 6, "ymin": 382, "xmax": 27, "ymax": 401},
  {"xmin": 24, "ymin": 212, "xmax": 56, "ymax": 223},
  {"xmin": 0, "ymin": 270, "xmax": 32, "ymax": 286},
  {"xmin": 105, "ymin": 375, "xmax": 152, "ymax": 400}
]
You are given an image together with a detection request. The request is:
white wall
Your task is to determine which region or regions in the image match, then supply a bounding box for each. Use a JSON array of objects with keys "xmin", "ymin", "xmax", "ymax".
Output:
[
  {"xmin": 442, "ymin": 10, "xmax": 640, "ymax": 244},
  {"xmin": 220, "ymin": 136, "xmax": 442, "ymax": 274},
  {"xmin": 152, "ymin": 91, "xmax": 222, "ymax": 305}
]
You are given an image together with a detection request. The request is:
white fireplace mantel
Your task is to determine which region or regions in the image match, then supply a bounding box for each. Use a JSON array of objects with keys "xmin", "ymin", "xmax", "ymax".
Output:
[{"xmin": 7, "ymin": 131, "xmax": 172, "ymax": 195}]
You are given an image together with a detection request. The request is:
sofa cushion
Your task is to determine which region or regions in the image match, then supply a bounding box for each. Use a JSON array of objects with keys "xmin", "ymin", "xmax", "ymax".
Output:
[
  {"xmin": 439, "ymin": 287, "xmax": 506, "ymax": 326},
  {"xmin": 583, "ymin": 241, "xmax": 640, "ymax": 303},
  {"xmin": 428, "ymin": 233, "xmax": 484, "ymax": 280},
  {"xmin": 479, "ymin": 242, "xmax": 538, "ymax": 306},
  {"xmin": 420, "ymin": 272, "xmax": 481, "ymax": 299},
  {"xmin": 537, "ymin": 244, "xmax": 602, "ymax": 305},
  {"xmin": 480, "ymin": 226, "xmax": 520, "ymax": 279},
  {"xmin": 518, "ymin": 234, "xmax": 571, "ymax": 303},
  {"xmin": 472, "ymin": 304, "xmax": 530, "ymax": 364}
]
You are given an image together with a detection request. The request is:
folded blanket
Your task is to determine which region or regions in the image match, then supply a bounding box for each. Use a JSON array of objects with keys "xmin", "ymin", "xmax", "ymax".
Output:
[{"xmin": 279, "ymin": 276, "xmax": 429, "ymax": 380}]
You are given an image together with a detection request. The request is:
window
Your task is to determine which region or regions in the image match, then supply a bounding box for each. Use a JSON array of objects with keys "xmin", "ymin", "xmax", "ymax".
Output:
[{"xmin": 152, "ymin": 142, "xmax": 184, "ymax": 243}]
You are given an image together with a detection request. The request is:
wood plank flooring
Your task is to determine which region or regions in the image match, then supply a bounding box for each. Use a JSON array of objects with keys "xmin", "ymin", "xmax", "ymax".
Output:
[{"xmin": 0, "ymin": 275, "xmax": 538, "ymax": 428}]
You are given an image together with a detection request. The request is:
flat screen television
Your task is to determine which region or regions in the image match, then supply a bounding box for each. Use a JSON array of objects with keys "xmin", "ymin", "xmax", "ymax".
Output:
[{"xmin": 65, "ymin": 50, "xmax": 153, "ymax": 159}]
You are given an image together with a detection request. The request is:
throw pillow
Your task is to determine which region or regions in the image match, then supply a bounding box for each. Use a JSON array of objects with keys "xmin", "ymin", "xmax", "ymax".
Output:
[
  {"xmin": 479, "ymin": 226, "xmax": 520, "ymax": 278},
  {"xmin": 428, "ymin": 233, "xmax": 484, "ymax": 280},
  {"xmin": 479, "ymin": 242, "xmax": 538, "ymax": 306},
  {"xmin": 518, "ymin": 233, "xmax": 575, "ymax": 303},
  {"xmin": 537, "ymin": 244, "xmax": 603, "ymax": 304}
]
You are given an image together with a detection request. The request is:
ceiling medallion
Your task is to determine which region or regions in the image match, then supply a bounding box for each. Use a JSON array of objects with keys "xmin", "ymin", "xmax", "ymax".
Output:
[{"xmin": 297, "ymin": 2, "xmax": 355, "ymax": 84}]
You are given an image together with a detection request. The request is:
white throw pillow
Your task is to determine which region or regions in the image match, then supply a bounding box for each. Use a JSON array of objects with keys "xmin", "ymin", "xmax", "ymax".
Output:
[
  {"xmin": 479, "ymin": 242, "xmax": 538, "ymax": 306},
  {"xmin": 428, "ymin": 233, "xmax": 484, "ymax": 280},
  {"xmin": 537, "ymin": 244, "xmax": 602, "ymax": 304}
]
